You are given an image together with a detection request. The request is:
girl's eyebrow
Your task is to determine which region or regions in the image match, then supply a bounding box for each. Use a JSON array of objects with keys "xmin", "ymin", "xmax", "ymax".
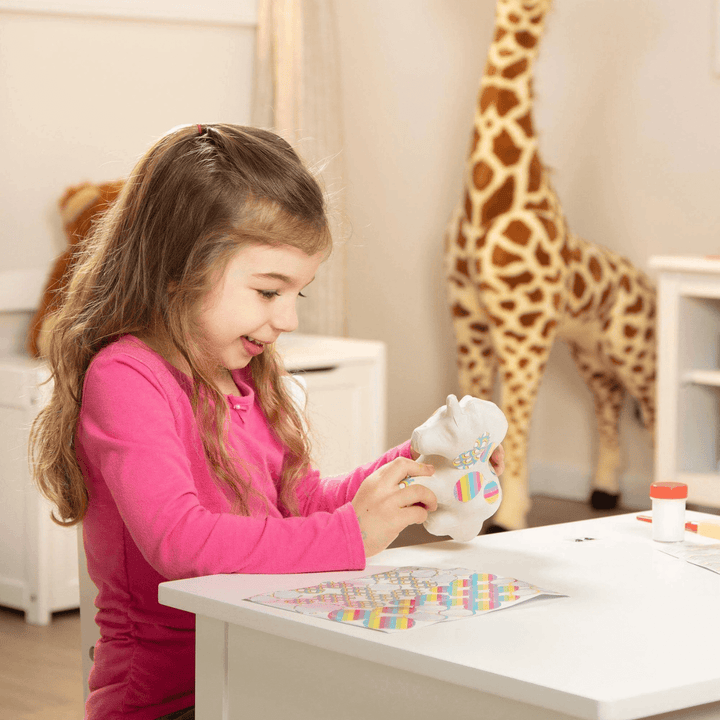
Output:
[{"xmin": 252, "ymin": 272, "xmax": 316, "ymax": 287}]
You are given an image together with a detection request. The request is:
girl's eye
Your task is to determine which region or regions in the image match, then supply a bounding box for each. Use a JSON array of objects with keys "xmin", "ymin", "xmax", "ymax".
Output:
[{"xmin": 257, "ymin": 290, "xmax": 280, "ymax": 300}]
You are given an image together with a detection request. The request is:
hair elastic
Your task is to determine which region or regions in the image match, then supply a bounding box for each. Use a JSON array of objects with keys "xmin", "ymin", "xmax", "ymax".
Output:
[{"xmin": 197, "ymin": 124, "xmax": 204, "ymax": 135}]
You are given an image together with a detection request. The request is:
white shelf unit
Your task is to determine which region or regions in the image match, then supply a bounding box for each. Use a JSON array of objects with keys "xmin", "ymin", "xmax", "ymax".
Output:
[
  {"xmin": 651, "ymin": 255, "xmax": 720, "ymax": 508},
  {"xmin": 0, "ymin": 355, "xmax": 80, "ymax": 625}
]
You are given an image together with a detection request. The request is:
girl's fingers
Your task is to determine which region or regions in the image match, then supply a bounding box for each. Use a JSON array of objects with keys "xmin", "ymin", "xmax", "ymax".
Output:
[{"xmin": 398, "ymin": 483, "xmax": 437, "ymax": 512}]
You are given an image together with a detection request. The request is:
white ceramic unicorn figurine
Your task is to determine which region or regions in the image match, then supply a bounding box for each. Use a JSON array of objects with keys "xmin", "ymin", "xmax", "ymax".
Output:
[{"xmin": 408, "ymin": 395, "xmax": 508, "ymax": 542}]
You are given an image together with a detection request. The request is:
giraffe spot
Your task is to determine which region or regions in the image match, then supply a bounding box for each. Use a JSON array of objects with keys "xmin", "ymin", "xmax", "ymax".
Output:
[
  {"xmin": 516, "ymin": 111, "xmax": 533, "ymax": 137},
  {"xmin": 528, "ymin": 152, "xmax": 542, "ymax": 192},
  {"xmin": 638, "ymin": 350, "xmax": 646, "ymax": 359},
  {"xmin": 472, "ymin": 160, "xmax": 494, "ymax": 191},
  {"xmin": 529, "ymin": 345, "xmax": 546, "ymax": 355},
  {"xmin": 609, "ymin": 356, "xmax": 624, "ymax": 366},
  {"xmin": 452, "ymin": 303, "xmax": 471, "ymax": 318},
  {"xmin": 504, "ymin": 371, "xmax": 514, "ymax": 381},
  {"xmin": 624, "ymin": 345, "xmax": 633, "ymax": 354},
  {"xmin": 449, "ymin": 277, "xmax": 463, "ymax": 288},
  {"xmin": 539, "ymin": 216, "xmax": 558, "ymax": 241},
  {"xmin": 560, "ymin": 242, "xmax": 577, "ymax": 265},
  {"xmin": 525, "ymin": 198, "xmax": 549, "ymax": 211},
  {"xmin": 500, "ymin": 300, "xmax": 516, "ymax": 310},
  {"xmin": 527, "ymin": 288, "xmax": 543, "ymax": 302},
  {"xmin": 515, "ymin": 31, "xmax": 537, "ymax": 48},
  {"xmin": 470, "ymin": 322, "xmax": 488, "ymax": 332},
  {"xmin": 619, "ymin": 274, "xmax": 631, "ymax": 292},
  {"xmin": 517, "ymin": 397, "xmax": 526, "ymax": 405},
  {"xmin": 502, "ymin": 58, "xmax": 528, "ymax": 80},
  {"xmin": 599, "ymin": 284, "xmax": 613, "ymax": 307},
  {"xmin": 456, "ymin": 258, "xmax": 470, "ymax": 277},
  {"xmin": 530, "ymin": 13, "xmax": 543, "ymax": 23},
  {"xmin": 553, "ymin": 292, "xmax": 562, "ymax": 309},
  {"xmin": 535, "ymin": 244, "xmax": 551, "ymax": 266},
  {"xmin": 459, "ymin": 345, "xmax": 469, "ymax": 355},
  {"xmin": 487, "ymin": 312, "xmax": 504, "ymax": 325},
  {"xmin": 624, "ymin": 325, "xmax": 638, "ymax": 338},
  {"xmin": 480, "ymin": 86, "xmax": 520, "ymax": 116},
  {"xmin": 464, "ymin": 191, "xmax": 473, "ymax": 221},
  {"xmin": 471, "ymin": 338, "xmax": 485, "ymax": 345},
  {"xmin": 468, "ymin": 361, "xmax": 477, "ymax": 370},
  {"xmin": 602, "ymin": 318, "xmax": 612, "ymax": 331},
  {"xmin": 494, "ymin": 27, "xmax": 507, "ymax": 41},
  {"xmin": 456, "ymin": 227, "xmax": 467, "ymax": 250},
  {"xmin": 645, "ymin": 327, "xmax": 654, "ymax": 340},
  {"xmin": 626, "ymin": 296, "xmax": 644, "ymax": 314},
  {"xmin": 485, "ymin": 62, "xmax": 498, "ymax": 77},
  {"xmin": 499, "ymin": 270, "xmax": 533, "ymax": 290},
  {"xmin": 482, "ymin": 176, "xmax": 515, "ymax": 226},
  {"xmin": 608, "ymin": 260, "xmax": 617, "ymax": 272},
  {"xmin": 544, "ymin": 270, "xmax": 561, "ymax": 283},
  {"xmin": 493, "ymin": 130, "xmax": 522, "ymax": 167},
  {"xmin": 504, "ymin": 219, "xmax": 531, "ymax": 246},
  {"xmin": 519, "ymin": 311, "xmax": 543, "ymax": 327},
  {"xmin": 478, "ymin": 281, "xmax": 495, "ymax": 291},
  {"xmin": 492, "ymin": 246, "xmax": 522, "ymax": 267},
  {"xmin": 504, "ymin": 330, "xmax": 527, "ymax": 341},
  {"xmin": 541, "ymin": 319, "xmax": 557, "ymax": 338},
  {"xmin": 518, "ymin": 358, "xmax": 529, "ymax": 368},
  {"xmin": 589, "ymin": 256, "xmax": 602, "ymax": 282},
  {"xmin": 573, "ymin": 273, "xmax": 586, "ymax": 298},
  {"xmin": 482, "ymin": 348, "xmax": 493, "ymax": 357},
  {"xmin": 508, "ymin": 12, "xmax": 520, "ymax": 23}
]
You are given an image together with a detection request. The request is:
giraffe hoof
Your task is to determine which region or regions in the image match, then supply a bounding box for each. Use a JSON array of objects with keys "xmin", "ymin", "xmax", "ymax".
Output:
[
  {"xmin": 484, "ymin": 523, "xmax": 509, "ymax": 534},
  {"xmin": 590, "ymin": 490, "xmax": 620, "ymax": 510}
]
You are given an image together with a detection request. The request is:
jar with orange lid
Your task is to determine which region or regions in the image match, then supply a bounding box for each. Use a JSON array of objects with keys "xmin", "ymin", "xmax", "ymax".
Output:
[{"xmin": 649, "ymin": 482, "xmax": 688, "ymax": 542}]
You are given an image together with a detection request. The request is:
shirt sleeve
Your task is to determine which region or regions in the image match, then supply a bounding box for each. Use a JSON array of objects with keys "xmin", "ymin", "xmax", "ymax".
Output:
[
  {"xmin": 76, "ymin": 352, "xmax": 367, "ymax": 579},
  {"xmin": 294, "ymin": 441, "xmax": 413, "ymax": 516}
]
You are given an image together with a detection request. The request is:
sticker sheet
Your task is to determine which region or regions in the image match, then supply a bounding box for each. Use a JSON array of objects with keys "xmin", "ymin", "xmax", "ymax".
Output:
[
  {"xmin": 248, "ymin": 566, "xmax": 566, "ymax": 633},
  {"xmin": 658, "ymin": 542, "xmax": 720, "ymax": 575}
]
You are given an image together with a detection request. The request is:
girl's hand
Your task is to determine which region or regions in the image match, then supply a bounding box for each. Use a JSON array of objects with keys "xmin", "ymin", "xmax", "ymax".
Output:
[
  {"xmin": 411, "ymin": 441, "xmax": 505, "ymax": 476},
  {"xmin": 351, "ymin": 457, "xmax": 437, "ymax": 558},
  {"xmin": 490, "ymin": 444, "xmax": 505, "ymax": 476}
]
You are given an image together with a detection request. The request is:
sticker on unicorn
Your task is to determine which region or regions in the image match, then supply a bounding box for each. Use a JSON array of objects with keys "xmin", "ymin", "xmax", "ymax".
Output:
[{"xmin": 408, "ymin": 394, "xmax": 508, "ymax": 541}]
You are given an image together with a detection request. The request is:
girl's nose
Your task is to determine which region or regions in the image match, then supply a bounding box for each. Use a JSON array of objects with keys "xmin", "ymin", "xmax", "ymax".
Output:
[{"xmin": 272, "ymin": 298, "xmax": 299, "ymax": 333}]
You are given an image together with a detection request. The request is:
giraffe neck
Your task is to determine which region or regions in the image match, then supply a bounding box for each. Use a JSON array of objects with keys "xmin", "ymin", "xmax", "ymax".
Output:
[{"xmin": 465, "ymin": 0, "xmax": 555, "ymax": 227}]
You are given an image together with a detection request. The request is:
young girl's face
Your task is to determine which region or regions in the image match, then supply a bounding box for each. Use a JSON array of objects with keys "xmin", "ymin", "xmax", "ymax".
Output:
[{"xmin": 196, "ymin": 243, "xmax": 323, "ymax": 378}]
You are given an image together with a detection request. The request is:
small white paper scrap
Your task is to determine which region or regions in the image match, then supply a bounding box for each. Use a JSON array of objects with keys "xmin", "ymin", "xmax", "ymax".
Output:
[{"xmin": 658, "ymin": 542, "xmax": 720, "ymax": 575}]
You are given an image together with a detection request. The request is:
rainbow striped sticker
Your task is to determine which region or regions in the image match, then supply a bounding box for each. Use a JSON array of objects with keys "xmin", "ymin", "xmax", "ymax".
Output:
[
  {"xmin": 483, "ymin": 480, "xmax": 500, "ymax": 504},
  {"xmin": 453, "ymin": 471, "xmax": 484, "ymax": 502}
]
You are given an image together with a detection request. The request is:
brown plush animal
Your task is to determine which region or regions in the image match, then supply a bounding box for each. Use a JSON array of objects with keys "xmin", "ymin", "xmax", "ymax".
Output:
[{"xmin": 27, "ymin": 180, "xmax": 124, "ymax": 358}]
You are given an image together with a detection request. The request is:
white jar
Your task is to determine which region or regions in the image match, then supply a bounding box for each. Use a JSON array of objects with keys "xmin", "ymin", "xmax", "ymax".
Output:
[{"xmin": 649, "ymin": 482, "xmax": 687, "ymax": 542}]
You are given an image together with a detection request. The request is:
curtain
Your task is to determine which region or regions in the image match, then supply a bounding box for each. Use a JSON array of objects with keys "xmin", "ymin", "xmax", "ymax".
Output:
[{"xmin": 252, "ymin": 0, "xmax": 347, "ymax": 337}]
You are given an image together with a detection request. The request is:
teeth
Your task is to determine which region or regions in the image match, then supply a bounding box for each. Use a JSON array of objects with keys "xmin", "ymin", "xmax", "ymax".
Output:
[{"xmin": 244, "ymin": 336, "xmax": 263, "ymax": 346}]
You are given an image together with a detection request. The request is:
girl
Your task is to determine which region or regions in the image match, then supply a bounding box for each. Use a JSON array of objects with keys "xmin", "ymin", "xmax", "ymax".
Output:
[{"xmin": 30, "ymin": 124, "xmax": 501, "ymax": 720}]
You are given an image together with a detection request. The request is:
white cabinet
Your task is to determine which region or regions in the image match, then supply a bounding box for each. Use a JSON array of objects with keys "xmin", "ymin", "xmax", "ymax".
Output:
[
  {"xmin": 651, "ymin": 255, "xmax": 720, "ymax": 508},
  {"xmin": 277, "ymin": 334, "xmax": 387, "ymax": 476},
  {"xmin": 0, "ymin": 355, "xmax": 80, "ymax": 625}
]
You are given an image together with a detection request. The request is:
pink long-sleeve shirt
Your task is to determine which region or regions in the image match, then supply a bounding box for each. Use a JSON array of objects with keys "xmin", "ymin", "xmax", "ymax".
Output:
[{"xmin": 76, "ymin": 335, "xmax": 411, "ymax": 720}]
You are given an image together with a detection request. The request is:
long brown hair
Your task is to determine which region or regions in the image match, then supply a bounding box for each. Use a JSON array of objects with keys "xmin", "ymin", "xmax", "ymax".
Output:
[{"xmin": 30, "ymin": 124, "xmax": 332, "ymax": 525}]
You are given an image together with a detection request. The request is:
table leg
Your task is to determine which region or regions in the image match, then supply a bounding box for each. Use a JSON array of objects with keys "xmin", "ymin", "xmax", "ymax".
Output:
[{"xmin": 195, "ymin": 616, "xmax": 228, "ymax": 720}]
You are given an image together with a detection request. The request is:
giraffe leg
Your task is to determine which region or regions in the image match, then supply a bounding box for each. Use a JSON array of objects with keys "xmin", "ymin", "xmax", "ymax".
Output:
[
  {"xmin": 487, "ymin": 329, "xmax": 555, "ymax": 531},
  {"xmin": 568, "ymin": 343, "xmax": 625, "ymax": 508},
  {"xmin": 446, "ymin": 275, "xmax": 497, "ymax": 400}
]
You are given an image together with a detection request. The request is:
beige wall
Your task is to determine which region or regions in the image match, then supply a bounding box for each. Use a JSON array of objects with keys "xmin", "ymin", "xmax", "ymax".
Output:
[
  {"xmin": 3, "ymin": 1, "xmax": 720, "ymax": 507},
  {"xmin": 335, "ymin": 0, "xmax": 720, "ymax": 507}
]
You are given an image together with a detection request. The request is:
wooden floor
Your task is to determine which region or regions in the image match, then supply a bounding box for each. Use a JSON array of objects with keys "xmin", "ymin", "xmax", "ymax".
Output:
[{"xmin": 0, "ymin": 495, "xmax": 635, "ymax": 720}]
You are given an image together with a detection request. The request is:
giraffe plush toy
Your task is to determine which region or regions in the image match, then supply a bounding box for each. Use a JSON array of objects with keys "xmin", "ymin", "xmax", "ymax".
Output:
[
  {"xmin": 408, "ymin": 394, "xmax": 508, "ymax": 542},
  {"xmin": 444, "ymin": 0, "xmax": 656, "ymax": 530}
]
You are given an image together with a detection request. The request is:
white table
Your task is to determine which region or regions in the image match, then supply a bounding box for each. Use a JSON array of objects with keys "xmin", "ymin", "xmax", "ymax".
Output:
[{"xmin": 159, "ymin": 512, "xmax": 720, "ymax": 720}]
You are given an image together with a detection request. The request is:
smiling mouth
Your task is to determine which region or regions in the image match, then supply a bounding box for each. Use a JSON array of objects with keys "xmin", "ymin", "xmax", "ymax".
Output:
[{"xmin": 243, "ymin": 335, "xmax": 264, "ymax": 347}]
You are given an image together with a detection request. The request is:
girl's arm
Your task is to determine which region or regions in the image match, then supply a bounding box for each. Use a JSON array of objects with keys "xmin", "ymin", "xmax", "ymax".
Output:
[
  {"xmin": 77, "ymin": 352, "xmax": 369, "ymax": 579},
  {"xmin": 293, "ymin": 441, "xmax": 413, "ymax": 516}
]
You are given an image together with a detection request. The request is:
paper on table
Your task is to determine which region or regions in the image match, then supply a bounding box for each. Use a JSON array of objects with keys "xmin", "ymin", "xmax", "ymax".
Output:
[
  {"xmin": 248, "ymin": 566, "xmax": 566, "ymax": 633},
  {"xmin": 658, "ymin": 542, "xmax": 720, "ymax": 575}
]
